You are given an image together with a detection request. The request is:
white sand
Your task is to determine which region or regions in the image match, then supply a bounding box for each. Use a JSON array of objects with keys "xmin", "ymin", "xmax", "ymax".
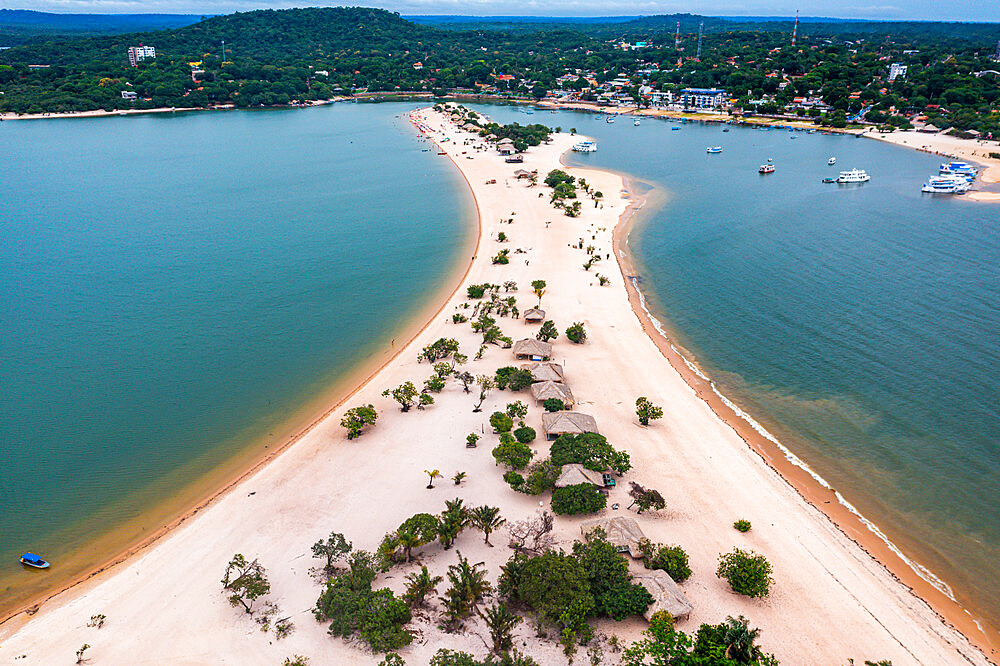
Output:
[{"xmin": 0, "ymin": 108, "xmax": 991, "ymax": 666}]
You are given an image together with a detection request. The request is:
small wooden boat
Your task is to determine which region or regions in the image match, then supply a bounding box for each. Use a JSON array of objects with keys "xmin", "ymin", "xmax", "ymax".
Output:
[{"xmin": 20, "ymin": 553, "xmax": 50, "ymax": 569}]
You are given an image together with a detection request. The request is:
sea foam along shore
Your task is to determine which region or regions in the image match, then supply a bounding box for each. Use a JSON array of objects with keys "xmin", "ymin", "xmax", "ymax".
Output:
[{"xmin": 0, "ymin": 106, "xmax": 993, "ymax": 665}]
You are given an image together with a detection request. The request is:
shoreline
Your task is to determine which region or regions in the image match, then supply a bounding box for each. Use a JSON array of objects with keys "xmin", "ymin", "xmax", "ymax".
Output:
[
  {"xmin": 0, "ymin": 106, "xmax": 993, "ymax": 665},
  {"xmin": 0, "ymin": 111, "xmax": 481, "ymax": 628},
  {"xmin": 605, "ymin": 171, "xmax": 1000, "ymax": 659}
]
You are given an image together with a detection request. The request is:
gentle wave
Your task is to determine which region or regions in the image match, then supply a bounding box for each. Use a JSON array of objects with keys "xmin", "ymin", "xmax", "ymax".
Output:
[{"xmin": 628, "ymin": 276, "xmax": 956, "ymax": 602}]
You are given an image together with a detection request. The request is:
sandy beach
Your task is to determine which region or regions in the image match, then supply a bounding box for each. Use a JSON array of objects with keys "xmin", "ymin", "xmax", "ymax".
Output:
[{"xmin": 0, "ymin": 107, "xmax": 994, "ymax": 665}]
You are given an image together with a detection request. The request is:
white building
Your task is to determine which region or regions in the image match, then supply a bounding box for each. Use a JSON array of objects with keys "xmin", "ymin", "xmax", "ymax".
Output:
[
  {"xmin": 680, "ymin": 88, "xmax": 728, "ymax": 109},
  {"xmin": 888, "ymin": 63, "xmax": 907, "ymax": 82},
  {"xmin": 120, "ymin": 90, "xmax": 137, "ymax": 100},
  {"xmin": 127, "ymin": 45, "xmax": 156, "ymax": 67}
]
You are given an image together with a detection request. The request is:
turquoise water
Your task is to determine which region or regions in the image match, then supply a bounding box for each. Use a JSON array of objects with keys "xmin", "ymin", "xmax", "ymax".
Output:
[
  {"xmin": 472, "ymin": 104, "xmax": 1000, "ymax": 629},
  {"xmin": 0, "ymin": 102, "xmax": 473, "ymax": 608}
]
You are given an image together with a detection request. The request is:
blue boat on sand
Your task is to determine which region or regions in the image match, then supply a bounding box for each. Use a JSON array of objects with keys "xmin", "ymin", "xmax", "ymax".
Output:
[{"xmin": 20, "ymin": 552, "xmax": 50, "ymax": 569}]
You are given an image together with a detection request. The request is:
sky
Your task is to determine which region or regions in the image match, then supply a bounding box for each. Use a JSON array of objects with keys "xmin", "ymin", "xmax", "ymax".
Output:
[{"xmin": 5, "ymin": 0, "xmax": 1000, "ymax": 22}]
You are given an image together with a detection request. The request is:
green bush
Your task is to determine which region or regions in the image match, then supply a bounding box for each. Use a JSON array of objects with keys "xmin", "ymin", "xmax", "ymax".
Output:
[
  {"xmin": 516, "ymin": 459, "xmax": 562, "ymax": 495},
  {"xmin": 493, "ymin": 441, "xmax": 534, "ymax": 469},
  {"xmin": 638, "ymin": 540, "xmax": 692, "ymax": 582},
  {"xmin": 504, "ymin": 471, "xmax": 525, "ymax": 491},
  {"xmin": 495, "ymin": 366, "xmax": 534, "ymax": 391},
  {"xmin": 543, "ymin": 398, "xmax": 565, "ymax": 412},
  {"xmin": 467, "ymin": 284, "xmax": 487, "ymax": 299},
  {"xmin": 513, "ymin": 425, "xmax": 536, "ymax": 443},
  {"xmin": 551, "ymin": 484, "xmax": 607, "ymax": 515},
  {"xmin": 716, "ymin": 548, "xmax": 773, "ymax": 598},
  {"xmin": 734, "ymin": 519, "xmax": 752, "ymax": 533},
  {"xmin": 565, "ymin": 322, "xmax": 587, "ymax": 344},
  {"xmin": 490, "ymin": 411, "xmax": 514, "ymax": 433}
]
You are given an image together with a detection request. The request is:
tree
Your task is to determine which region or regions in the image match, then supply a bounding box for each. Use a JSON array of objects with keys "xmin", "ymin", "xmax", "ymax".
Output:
[
  {"xmin": 638, "ymin": 540, "xmax": 691, "ymax": 582},
  {"xmin": 550, "ymin": 432, "xmax": 630, "ymax": 473},
  {"xmin": 470, "ymin": 505, "xmax": 506, "ymax": 546},
  {"xmin": 551, "ymin": 484, "xmax": 607, "ymax": 515},
  {"xmin": 473, "ymin": 375, "xmax": 495, "ymax": 412},
  {"xmin": 312, "ymin": 532, "xmax": 352, "ymax": 574},
  {"xmin": 490, "ymin": 411, "xmax": 515, "ymax": 433},
  {"xmin": 440, "ymin": 552, "xmax": 492, "ymax": 630},
  {"xmin": 717, "ymin": 549, "xmax": 773, "ymax": 598},
  {"xmin": 565, "ymin": 322, "xmax": 587, "ymax": 344},
  {"xmin": 418, "ymin": 337, "xmax": 461, "ymax": 363},
  {"xmin": 506, "ymin": 400, "xmax": 528, "ymax": 420},
  {"xmin": 511, "ymin": 550, "xmax": 594, "ymax": 630},
  {"xmin": 404, "ymin": 565, "xmax": 443, "ymax": 607},
  {"xmin": 573, "ymin": 531, "xmax": 652, "ymax": 620},
  {"xmin": 424, "ymin": 374, "xmax": 446, "ymax": 393},
  {"xmin": 507, "ymin": 511, "xmax": 555, "ymax": 555},
  {"xmin": 480, "ymin": 602, "xmax": 522, "ymax": 655},
  {"xmin": 635, "ymin": 397, "xmax": 663, "ymax": 426},
  {"xmin": 438, "ymin": 499, "xmax": 469, "ymax": 549},
  {"xmin": 75, "ymin": 644, "xmax": 90, "ymax": 664},
  {"xmin": 628, "ymin": 482, "xmax": 666, "ymax": 514},
  {"xmin": 418, "ymin": 392, "xmax": 435, "ymax": 410},
  {"xmin": 425, "ymin": 469, "xmax": 442, "ymax": 489},
  {"xmin": 456, "ymin": 371, "xmax": 475, "ymax": 393},
  {"xmin": 341, "ymin": 404, "xmax": 378, "ymax": 439},
  {"xmin": 383, "ymin": 381, "xmax": 418, "ymax": 412},
  {"xmin": 513, "ymin": 425, "xmax": 536, "ymax": 444},
  {"xmin": 492, "ymin": 440, "xmax": 534, "ymax": 469},
  {"xmin": 536, "ymin": 320, "xmax": 559, "ymax": 342},
  {"xmin": 221, "ymin": 553, "xmax": 271, "ymax": 614},
  {"xmin": 543, "ymin": 398, "xmax": 565, "ymax": 412},
  {"xmin": 530, "ymin": 279, "xmax": 546, "ymax": 306},
  {"xmin": 495, "ymin": 366, "xmax": 534, "ymax": 391}
]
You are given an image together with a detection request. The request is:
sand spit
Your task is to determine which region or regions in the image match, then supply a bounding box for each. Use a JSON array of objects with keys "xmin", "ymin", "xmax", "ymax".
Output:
[{"xmin": 0, "ymin": 107, "xmax": 992, "ymax": 665}]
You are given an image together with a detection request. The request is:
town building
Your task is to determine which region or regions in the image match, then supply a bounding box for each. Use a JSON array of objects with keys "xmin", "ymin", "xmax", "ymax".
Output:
[
  {"xmin": 128, "ymin": 45, "xmax": 156, "ymax": 67},
  {"xmin": 120, "ymin": 91, "xmax": 137, "ymax": 100},
  {"xmin": 680, "ymin": 88, "xmax": 728, "ymax": 109},
  {"xmin": 888, "ymin": 63, "xmax": 907, "ymax": 82}
]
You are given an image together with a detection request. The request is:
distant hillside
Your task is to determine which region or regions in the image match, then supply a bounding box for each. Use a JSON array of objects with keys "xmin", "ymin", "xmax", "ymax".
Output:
[{"xmin": 0, "ymin": 10, "xmax": 202, "ymax": 46}]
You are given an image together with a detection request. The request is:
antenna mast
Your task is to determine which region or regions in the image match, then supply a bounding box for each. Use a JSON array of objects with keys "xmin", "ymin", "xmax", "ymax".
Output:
[
  {"xmin": 696, "ymin": 21, "xmax": 703, "ymax": 60},
  {"xmin": 791, "ymin": 10, "xmax": 799, "ymax": 46}
]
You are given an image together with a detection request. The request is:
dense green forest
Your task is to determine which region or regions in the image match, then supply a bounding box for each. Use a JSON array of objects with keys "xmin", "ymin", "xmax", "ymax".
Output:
[{"xmin": 0, "ymin": 7, "xmax": 997, "ymax": 135}]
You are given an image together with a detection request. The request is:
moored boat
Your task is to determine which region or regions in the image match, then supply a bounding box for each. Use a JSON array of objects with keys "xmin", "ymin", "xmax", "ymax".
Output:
[
  {"xmin": 822, "ymin": 177, "xmax": 836, "ymax": 183},
  {"xmin": 633, "ymin": 119, "xmax": 640, "ymax": 126},
  {"xmin": 20, "ymin": 552, "xmax": 50, "ymax": 569},
  {"xmin": 922, "ymin": 175, "xmax": 970, "ymax": 194},
  {"xmin": 837, "ymin": 168, "xmax": 870, "ymax": 184},
  {"xmin": 572, "ymin": 140, "xmax": 597, "ymax": 153},
  {"xmin": 759, "ymin": 164, "xmax": 775, "ymax": 174},
  {"xmin": 706, "ymin": 146, "xmax": 723, "ymax": 154},
  {"xmin": 828, "ymin": 157, "xmax": 837, "ymax": 165}
]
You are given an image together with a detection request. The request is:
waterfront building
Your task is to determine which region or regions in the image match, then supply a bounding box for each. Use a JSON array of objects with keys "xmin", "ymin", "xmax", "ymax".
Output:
[
  {"xmin": 680, "ymin": 88, "xmax": 728, "ymax": 109},
  {"xmin": 121, "ymin": 91, "xmax": 137, "ymax": 100}
]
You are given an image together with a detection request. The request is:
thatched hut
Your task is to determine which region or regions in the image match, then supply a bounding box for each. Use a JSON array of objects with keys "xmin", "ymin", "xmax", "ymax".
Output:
[
  {"xmin": 512, "ymin": 338, "xmax": 552, "ymax": 361},
  {"xmin": 520, "ymin": 361, "xmax": 564, "ymax": 383},
  {"xmin": 580, "ymin": 516, "xmax": 647, "ymax": 557},
  {"xmin": 541, "ymin": 411, "xmax": 598, "ymax": 440},
  {"xmin": 632, "ymin": 570, "xmax": 693, "ymax": 622},
  {"xmin": 523, "ymin": 307, "xmax": 545, "ymax": 323},
  {"xmin": 530, "ymin": 380, "xmax": 575, "ymax": 407},
  {"xmin": 556, "ymin": 463, "xmax": 606, "ymax": 488}
]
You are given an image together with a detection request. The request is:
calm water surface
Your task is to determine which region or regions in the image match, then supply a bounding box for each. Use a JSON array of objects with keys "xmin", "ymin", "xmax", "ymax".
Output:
[
  {"xmin": 0, "ymin": 102, "xmax": 473, "ymax": 609},
  {"xmin": 473, "ymin": 104, "xmax": 1000, "ymax": 629}
]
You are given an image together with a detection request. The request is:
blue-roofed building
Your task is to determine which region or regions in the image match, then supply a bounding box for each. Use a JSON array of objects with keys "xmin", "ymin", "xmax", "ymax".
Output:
[{"xmin": 680, "ymin": 88, "xmax": 729, "ymax": 109}]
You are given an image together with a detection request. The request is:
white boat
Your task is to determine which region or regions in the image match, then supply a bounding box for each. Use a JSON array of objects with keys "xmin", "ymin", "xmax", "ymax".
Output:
[
  {"xmin": 837, "ymin": 168, "xmax": 870, "ymax": 184},
  {"xmin": 922, "ymin": 175, "xmax": 970, "ymax": 194},
  {"xmin": 939, "ymin": 161, "xmax": 977, "ymax": 176},
  {"xmin": 759, "ymin": 164, "xmax": 775, "ymax": 174},
  {"xmin": 633, "ymin": 119, "xmax": 640, "ymax": 126},
  {"xmin": 572, "ymin": 140, "xmax": 597, "ymax": 153},
  {"xmin": 828, "ymin": 157, "xmax": 836, "ymax": 165},
  {"xmin": 706, "ymin": 146, "xmax": 723, "ymax": 154},
  {"xmin": 606, "ymin": 116, "xmax": 615, "ymax": 123}
]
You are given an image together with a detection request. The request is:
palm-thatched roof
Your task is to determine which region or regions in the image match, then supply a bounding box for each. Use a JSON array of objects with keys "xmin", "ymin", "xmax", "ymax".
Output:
[
  {"xmin": 556, "ymin": 463, "xmax": 606, "ymax": 488},
  {"xmin": 520, "ymin": 362, "xmax": 564, "ymax": 382},
  {"xmin": 580, "ymin": 516, "xmax": 647, "ymax": 557},
  {"xmin": 530, "ymin": 380, "xmax": 574, "ymax": 406},
  {"xmin": 632, "ymin": 570, "xmax": 693, "ymax": 622},
  {"xmin": 523, "ymin": 307, "xmax": 545, "ymax": 321},
  {"xmin": 542, "ymin": 411, "xmax": 598, "ymax": 438},
  {"xmin": 513, "ymin": 338, "xmax": 552, "ymax": 360}
]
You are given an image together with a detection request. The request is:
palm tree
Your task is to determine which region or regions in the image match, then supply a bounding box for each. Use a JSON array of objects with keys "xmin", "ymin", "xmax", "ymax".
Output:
[
  {"xmin": 403, "ymin": 565, "xmax": 443, "ymax": 608},
  {"xmin": 722, "ymin": 615, "xmax": 763, "ymax": 663},
  {"xmin": 445, "ymin": 551, "xmax": 492, "ymax": 614},
  {"xmin": 479, "ymin": 602, "xmax": 522, "ymax": 655},
  {"xmin": 469, "ymin": 505, "xmax": 507, "ymax": 546},
  {"xmin": 396, "ymin": 530, "xmax": 422, "ymax": 563},
  {"xmin": 438, "ymin": 499, "xmax": 469, "ymax": 549},
  {"xmin": 424, "ymin": 469, "xmax": 441, "ymax": 489}
]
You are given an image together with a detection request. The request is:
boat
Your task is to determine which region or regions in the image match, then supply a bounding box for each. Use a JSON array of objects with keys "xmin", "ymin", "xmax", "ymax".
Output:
[
  {"xmin": 836, "ymin": 168, "xmax": 870, "ymax": 184},
  {"xmin": 759, "ymin": 164, "xmax": 775, "ymax": 174},
  {"xmin": 939, "ymin": 161, "xmax": 977, "ymax": 176},
  {"xmin": 822, "ymin": 177, "xmax": 836, "ymax": 183},
  {"xmin": 921, "ymin": 175, "xmax": 970, "ymax": 194},
  {"xmin": 671, "ymin": 126, "xmax": 681, "ymax": 131},
  {"xmin": 606, "ymin": 116, "xmax": 615, "ymax": 124},
  {"xmin": 20, "ymin": 553, "xmax": 49, "ymax": 569},
  {"xmin": 633, "ymin": 119, "xmax": 640, "ymax": 126},
  {"xmin": 722, "ymin": 128, "xmax": 730, "ymax": 132},
  {"xmin": 572, "ymin": 140, "xmax": 597, "ymax": 153},
  {"xmin": 828, "ymin": 157, "xmax": 837, "ymax": 165},
  {"xmin": 706, "ymin": 146, "xmax": 723, "ymax": 154}
]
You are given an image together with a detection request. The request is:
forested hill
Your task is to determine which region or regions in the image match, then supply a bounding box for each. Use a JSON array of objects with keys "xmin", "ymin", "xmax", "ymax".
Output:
[{"xmin": 0, "ymin": 9, "xmax": 202, "ymax": 44}]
